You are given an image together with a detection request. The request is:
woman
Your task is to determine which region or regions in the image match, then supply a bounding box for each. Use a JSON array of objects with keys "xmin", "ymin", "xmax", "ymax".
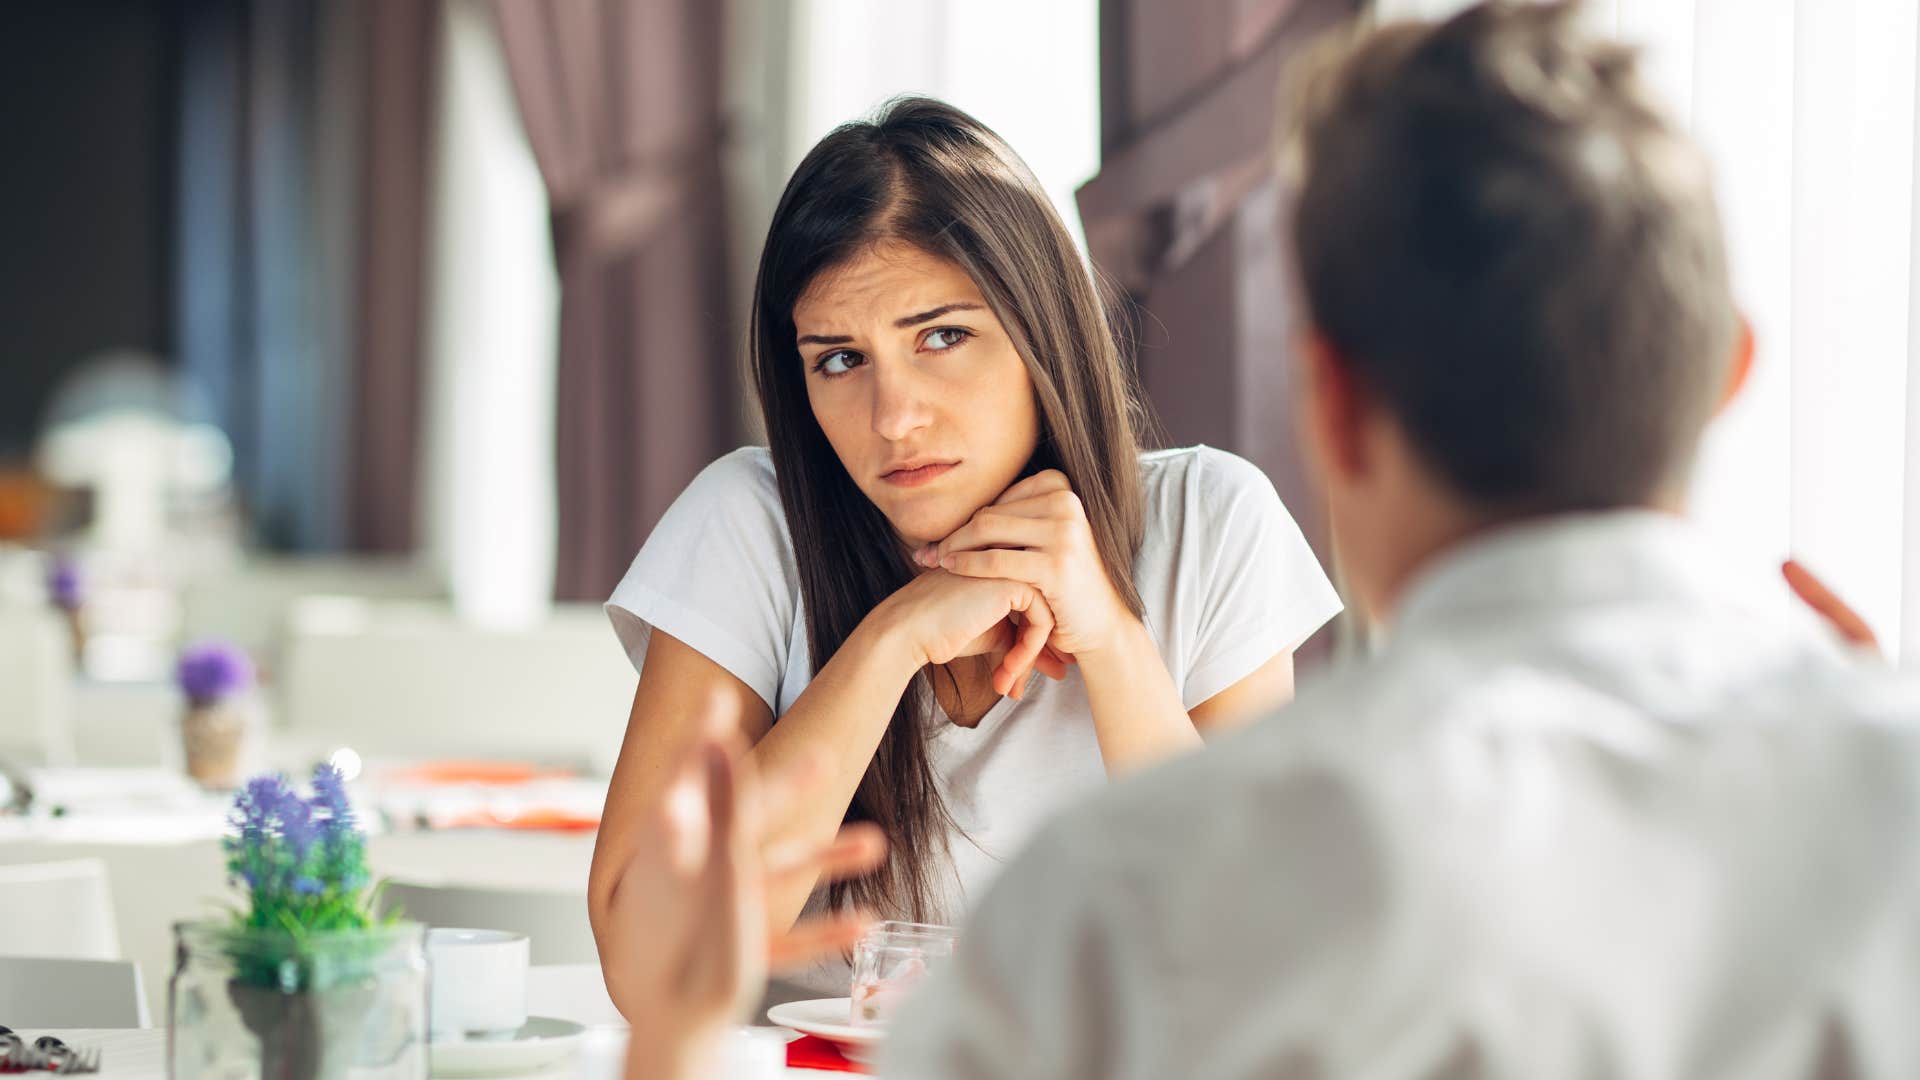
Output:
[{"xmin": 590, "ymin": 97, "xmax": 1342, "ymax": 1008}]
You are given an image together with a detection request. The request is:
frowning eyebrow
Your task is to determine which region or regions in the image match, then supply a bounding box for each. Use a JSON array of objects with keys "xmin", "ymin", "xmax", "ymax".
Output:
[
  {"xmin": 794, "ymin": 302, "xmax": 985, "ymax": 348},
  {"xmin": 892, "ymin": 302, "xmax": 984, "ymax": 328}
]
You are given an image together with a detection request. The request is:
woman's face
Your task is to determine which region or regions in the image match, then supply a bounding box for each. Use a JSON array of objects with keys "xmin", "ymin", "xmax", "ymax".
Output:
[{"xmin": 794, "ymin": 240, "xmax": 1041, "ymax": 547}]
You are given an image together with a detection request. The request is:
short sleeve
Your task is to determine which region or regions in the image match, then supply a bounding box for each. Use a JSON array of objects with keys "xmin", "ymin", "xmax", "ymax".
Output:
[
  {"xmin": 1180, "ymin": 448, "xmax": 1343, "ymax": 708},
  {"xmin": 603, "ymin": 448, "xmax": 797, "ymax": 711}
]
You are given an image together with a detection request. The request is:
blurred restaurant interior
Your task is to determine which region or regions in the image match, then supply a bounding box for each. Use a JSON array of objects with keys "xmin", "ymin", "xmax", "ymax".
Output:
[{"xmin": 4, "ymin": 0, "xmax": 1920, "ymax": 1062}]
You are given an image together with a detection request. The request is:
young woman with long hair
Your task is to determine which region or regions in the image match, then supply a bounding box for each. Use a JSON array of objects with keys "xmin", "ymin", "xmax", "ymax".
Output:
[{"xmin": 589, "ymin": 97, "xmax": 1341, "ymax": 1006}]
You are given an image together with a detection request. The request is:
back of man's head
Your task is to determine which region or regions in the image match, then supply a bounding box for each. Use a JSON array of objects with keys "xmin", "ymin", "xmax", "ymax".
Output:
[{"xmin": 1286, "ymin": 0, "xmax": 1737, "ymax": 513}]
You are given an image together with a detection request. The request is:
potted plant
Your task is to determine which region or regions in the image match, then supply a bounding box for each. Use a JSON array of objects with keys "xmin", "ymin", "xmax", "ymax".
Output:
[
  {"xmin": 168, "ymin": 764, "xmax": 427, "ymax": 1080},
  {"xmin": 46, "ymin": 554, "xmax": 84, "ymax": 661},
  {"xmin": 175, "ymin": 641, "xmax": 257, "ymax": 790}
]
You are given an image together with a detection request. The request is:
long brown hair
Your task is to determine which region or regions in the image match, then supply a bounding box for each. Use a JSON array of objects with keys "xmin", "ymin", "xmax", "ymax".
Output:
[{"xmin": 750, "ymin": 97, "xmax": 1147, "ymax": 919}]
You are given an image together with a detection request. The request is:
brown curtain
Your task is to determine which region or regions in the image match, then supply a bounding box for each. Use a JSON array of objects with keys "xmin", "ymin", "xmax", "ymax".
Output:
[
  {"xmin": 1082, "ymin": 0, "xmax": 1361, "ymax": 662},
  {"xmin": 490, "ymin": 0, "xmax": 737, "ymax": 602},
  {"xmin": 174, "ymin": 0, "xmax": 439, "ymax": 554},
  {"xmin": 348, "ymin": 0, "xmax": 439, "ymax": 553}
]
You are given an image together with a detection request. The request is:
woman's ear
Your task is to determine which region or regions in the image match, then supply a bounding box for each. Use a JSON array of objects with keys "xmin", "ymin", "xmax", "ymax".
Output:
[{"xmin": 1716, "ymin": 314, "xmax": 1756, "ymax": 416}]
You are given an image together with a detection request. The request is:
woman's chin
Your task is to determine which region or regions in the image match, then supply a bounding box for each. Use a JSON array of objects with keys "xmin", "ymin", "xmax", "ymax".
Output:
[{"xmin": 885, "ymin": 505, "xmax": 975, "ymax": 549}]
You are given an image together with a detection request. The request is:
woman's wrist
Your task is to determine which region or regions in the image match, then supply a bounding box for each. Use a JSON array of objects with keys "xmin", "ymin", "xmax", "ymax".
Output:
[
  {"xmin": 855, "ymin": 591, "xmax": 932, "ymax": 683},
  {"xmin": 1069, "ymin": 603, "xmax": 1150, "ymax": 664}
]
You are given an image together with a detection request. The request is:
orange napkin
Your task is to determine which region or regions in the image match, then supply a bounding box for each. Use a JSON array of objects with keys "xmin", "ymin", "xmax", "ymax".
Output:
[{"xmin": 381, "ymin": 761, "xmax": 572, "ymax": 786}]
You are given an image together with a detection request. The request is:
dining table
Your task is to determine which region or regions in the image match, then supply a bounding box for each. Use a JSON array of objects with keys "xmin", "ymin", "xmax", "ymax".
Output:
[{"xmin": 24, "ymin": 1026, "xmax": 852, "ymax": 1078}]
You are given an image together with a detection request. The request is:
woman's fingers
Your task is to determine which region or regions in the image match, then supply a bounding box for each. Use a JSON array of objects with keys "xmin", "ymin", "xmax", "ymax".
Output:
[
  {"xmin": 992, "ymin": 469, "xmax": 1071, "ymax": 506},
  {"xmin": 1783, "ymin": 559, "xmax": 1880, "ymax": 652},
  {"xmin": 1034, "ymin": 649, "xmax": 1068, "ymax": 680},
  {"xmin": 942, "ymin": 547, "xmax": 1052, "ymax": 586},
  {"xmin": 916, "ymin": 511, "xmax": 1052, "ymax": 567},
  {"xmin": 768, "ymin": 912, "xmax": 876, "ymax": 972},
  {"xmin": 996, "ymin": 590, "xmax": 1055, "ymax": 698}
]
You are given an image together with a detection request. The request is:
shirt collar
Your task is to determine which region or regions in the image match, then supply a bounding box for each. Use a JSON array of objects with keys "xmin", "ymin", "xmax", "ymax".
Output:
[{"xmin": 1391, "ymin": 509, "xmax": 1770, "ymax": 641}]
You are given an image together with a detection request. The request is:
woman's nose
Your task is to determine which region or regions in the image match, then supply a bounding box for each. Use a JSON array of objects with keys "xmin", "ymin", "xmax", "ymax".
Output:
[{"xmin": 870, "ymin": 362, "xmax": 935, "ymax": 441}]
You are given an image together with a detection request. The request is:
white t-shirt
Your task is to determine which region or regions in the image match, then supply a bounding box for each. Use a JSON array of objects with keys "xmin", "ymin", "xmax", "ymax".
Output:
[{"xmin": 605, "ymin": 444, "xmax": 1340, "ymax": 986}]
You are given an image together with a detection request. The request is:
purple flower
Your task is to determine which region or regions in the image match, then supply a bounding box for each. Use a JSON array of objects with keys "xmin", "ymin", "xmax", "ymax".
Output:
[
  {"xmin": 221, "ymin": 767, "xmax": 378, "ymax": 935},
  {"xmin": 47, "ymin": 557, "xmax": 82, "ymax": 611},
  {"xmin": 278, "ymin": 797, "xmax": 318, "ymax": 860},
  {"xmin": 229, "ymin": 775, "xmax": 284, "ymax": 847},
  {"xmin": 177, "ymin": 641, "xmax": 255, "ymax": 705},
  {"xmin": 311, "ymin": 763, "xmax": 355, "ymax": 834}
]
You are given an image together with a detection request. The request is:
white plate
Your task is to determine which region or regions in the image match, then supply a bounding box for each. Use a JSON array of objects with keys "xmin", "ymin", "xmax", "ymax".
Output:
[
  {"xmin": 767, "ymin": 997, "xmax": 884, "ymax": 1061},
  {"xmin": 429, "ymin": 1016, "xmax": 586, "ymax": 1077}
]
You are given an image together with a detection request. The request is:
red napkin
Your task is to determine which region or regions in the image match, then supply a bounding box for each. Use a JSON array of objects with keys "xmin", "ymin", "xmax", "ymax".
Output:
[{"xmin": 785, "ymin": 1035, "xmax": 868, "ymax": 1073}]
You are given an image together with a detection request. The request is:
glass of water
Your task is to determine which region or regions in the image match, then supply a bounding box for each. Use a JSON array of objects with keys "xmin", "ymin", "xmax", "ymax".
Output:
[{"xmin": 849, "ymin": 921, "xmax": 956, "ymax": 1027}]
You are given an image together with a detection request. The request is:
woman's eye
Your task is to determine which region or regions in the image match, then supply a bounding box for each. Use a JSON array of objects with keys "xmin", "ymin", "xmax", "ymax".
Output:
[
  {"xmin": 813, "ymin": 350, "xmax": 862, "ymax": 376},
  {"xmin": 923, "ymin": 327, "xmax": 972, "ymax": 351}
]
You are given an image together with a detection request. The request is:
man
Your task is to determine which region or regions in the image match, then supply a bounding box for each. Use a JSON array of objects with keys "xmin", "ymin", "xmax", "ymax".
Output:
[{"xmin": 876, "ymin": 2, "xmax": 1920, "ymax": 1077}]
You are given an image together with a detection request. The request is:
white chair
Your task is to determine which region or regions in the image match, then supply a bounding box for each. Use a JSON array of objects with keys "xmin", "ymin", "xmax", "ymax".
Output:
[
  {"xmin": 277, "ymin": 600, "xmax": 634, "ymax": 772},
  {"xmin": 0, "ymin": 607, "xmax": 74, "ymax": 766},
  {"xmin": 178, "ymin": 555, "xmax": 445, "ymax": 666},
  {"xmin": 0, "ymin": 859, "xmax": 119, "ymax": 960},
  {"xmin": 379, "ymin": 880, "xmax": 598, "ymax": 966},
  {"xmin": 0, "ymin": 956, "xmax": 148, "ymax": 1027}
]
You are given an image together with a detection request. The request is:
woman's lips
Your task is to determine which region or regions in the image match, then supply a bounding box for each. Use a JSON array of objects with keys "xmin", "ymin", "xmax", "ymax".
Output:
[{"xmin": 882, "ymin": 462, "xmax": 958, "ymax": 487}]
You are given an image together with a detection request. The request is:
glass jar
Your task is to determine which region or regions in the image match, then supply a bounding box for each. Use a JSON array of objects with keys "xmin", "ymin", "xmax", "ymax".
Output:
[
  {"xmin": 850, "ymin": 920, "xmax": 956, "ymax": 1027},
  {"xmin": 169, "ymin": 921, "xmax": 428, "ymax": 1080}
]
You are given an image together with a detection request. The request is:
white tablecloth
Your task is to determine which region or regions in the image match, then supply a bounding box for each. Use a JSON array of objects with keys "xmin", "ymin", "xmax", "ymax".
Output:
[
  {"xmin": 33, "ymin": 1027, "xmax": 846, "ymax": 1079},
  {"xmin": 0, "ymin": 768, "xmax": 605, "ymax": 1021}
]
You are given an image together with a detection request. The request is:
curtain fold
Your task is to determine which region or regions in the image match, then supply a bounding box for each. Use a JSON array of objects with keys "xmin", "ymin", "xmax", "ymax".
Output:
[
  {"xmin": 1083, "ymin": 0, "xmax": 1365, "ymax": 663},
  {"xmin": 175, "ymin": 0, "xmax": 436, "ymax": 555},
  {"xmin": 348, "ymin": 0, "xmax": 439, "ymax": 553},
  {"xmin": 491, "ymin": 0, "xmax": 738, "ymax": 602}
]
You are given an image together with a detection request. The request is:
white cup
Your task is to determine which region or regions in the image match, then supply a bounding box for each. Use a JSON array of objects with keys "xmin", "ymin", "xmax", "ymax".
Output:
[{"xmin": 426, "ymin": 927, "xmax": 530, "ymax": 1041}]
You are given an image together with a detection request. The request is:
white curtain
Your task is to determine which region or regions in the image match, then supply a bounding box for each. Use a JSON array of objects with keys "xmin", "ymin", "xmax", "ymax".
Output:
[
  {"xmin": 1376, "ymin": 0, "xmax": 1920, "ymax": 663},
  {"xmin": 776, "ymin": 0, "xmax": 1101, "ymax": 251},
  {"xmin": 419, "ymin": 0, "xmax": 561, "ymax": 627}
]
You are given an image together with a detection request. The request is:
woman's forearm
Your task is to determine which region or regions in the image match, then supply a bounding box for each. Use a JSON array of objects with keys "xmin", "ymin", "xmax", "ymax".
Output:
[
  {"xmin": 1074, "ymin": 618, "xmax": 1201, "ymax": 774},
  {"xmin": 751, "ymin": 604, "xmax": 922, "ymax": 932}
]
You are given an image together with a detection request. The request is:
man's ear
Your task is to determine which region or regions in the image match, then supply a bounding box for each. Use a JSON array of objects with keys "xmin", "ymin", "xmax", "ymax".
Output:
[
  {"xmin": 1716, "ymin": 314, "xmax": 1756, "ymax": 415},
  {"xmin": 1299, "ymin": 329, "xmax": 1372, "ymax": 485}
]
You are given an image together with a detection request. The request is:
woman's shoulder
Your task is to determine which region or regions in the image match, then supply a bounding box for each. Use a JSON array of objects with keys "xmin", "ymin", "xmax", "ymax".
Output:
[
  {"xmin": 689, "ymin": 445, "xmax": 781, "ymax": 500},
  {"xmin": 1136, "ymin": 444, "xmax": 1279, "ymax": 508},
  {"xmin": 670, "ymin": 447, "xmax": 787, "ymax": 522},
  {"xmin": 646, "ymin": 446, "xmax": 794, "ymax": 560}
]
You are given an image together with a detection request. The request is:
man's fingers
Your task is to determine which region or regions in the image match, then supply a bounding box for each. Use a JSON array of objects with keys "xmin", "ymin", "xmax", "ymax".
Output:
[
  {"xmin": 768, "ymin": 912, "xmax": 878, "ymax": 972},
  {"xmin": 1783, "ymin": 559, "xmax": 1880, "ymax": 651},
  {"xmin": 765, "ymin": 823, "xmax": 888, "ymax": 894},
  {"xmin": 748, "ymin": 747, "xmax": 826, "ymax": 839},
  {"xmin": 697, "ymin": 742, "xmax": 745, "ymax": 976}
]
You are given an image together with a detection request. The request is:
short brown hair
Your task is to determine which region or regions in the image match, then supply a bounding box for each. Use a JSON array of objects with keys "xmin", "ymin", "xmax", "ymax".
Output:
[{"xmin": 1284, "ymin": 0, "xmax": 1737, "ymax": 511}]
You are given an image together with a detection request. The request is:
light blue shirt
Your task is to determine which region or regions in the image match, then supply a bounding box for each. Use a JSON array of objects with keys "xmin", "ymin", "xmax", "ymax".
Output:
[{"xmin": 886, "ymin": 511, "xmax": 1920, "ymax": 1080}]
